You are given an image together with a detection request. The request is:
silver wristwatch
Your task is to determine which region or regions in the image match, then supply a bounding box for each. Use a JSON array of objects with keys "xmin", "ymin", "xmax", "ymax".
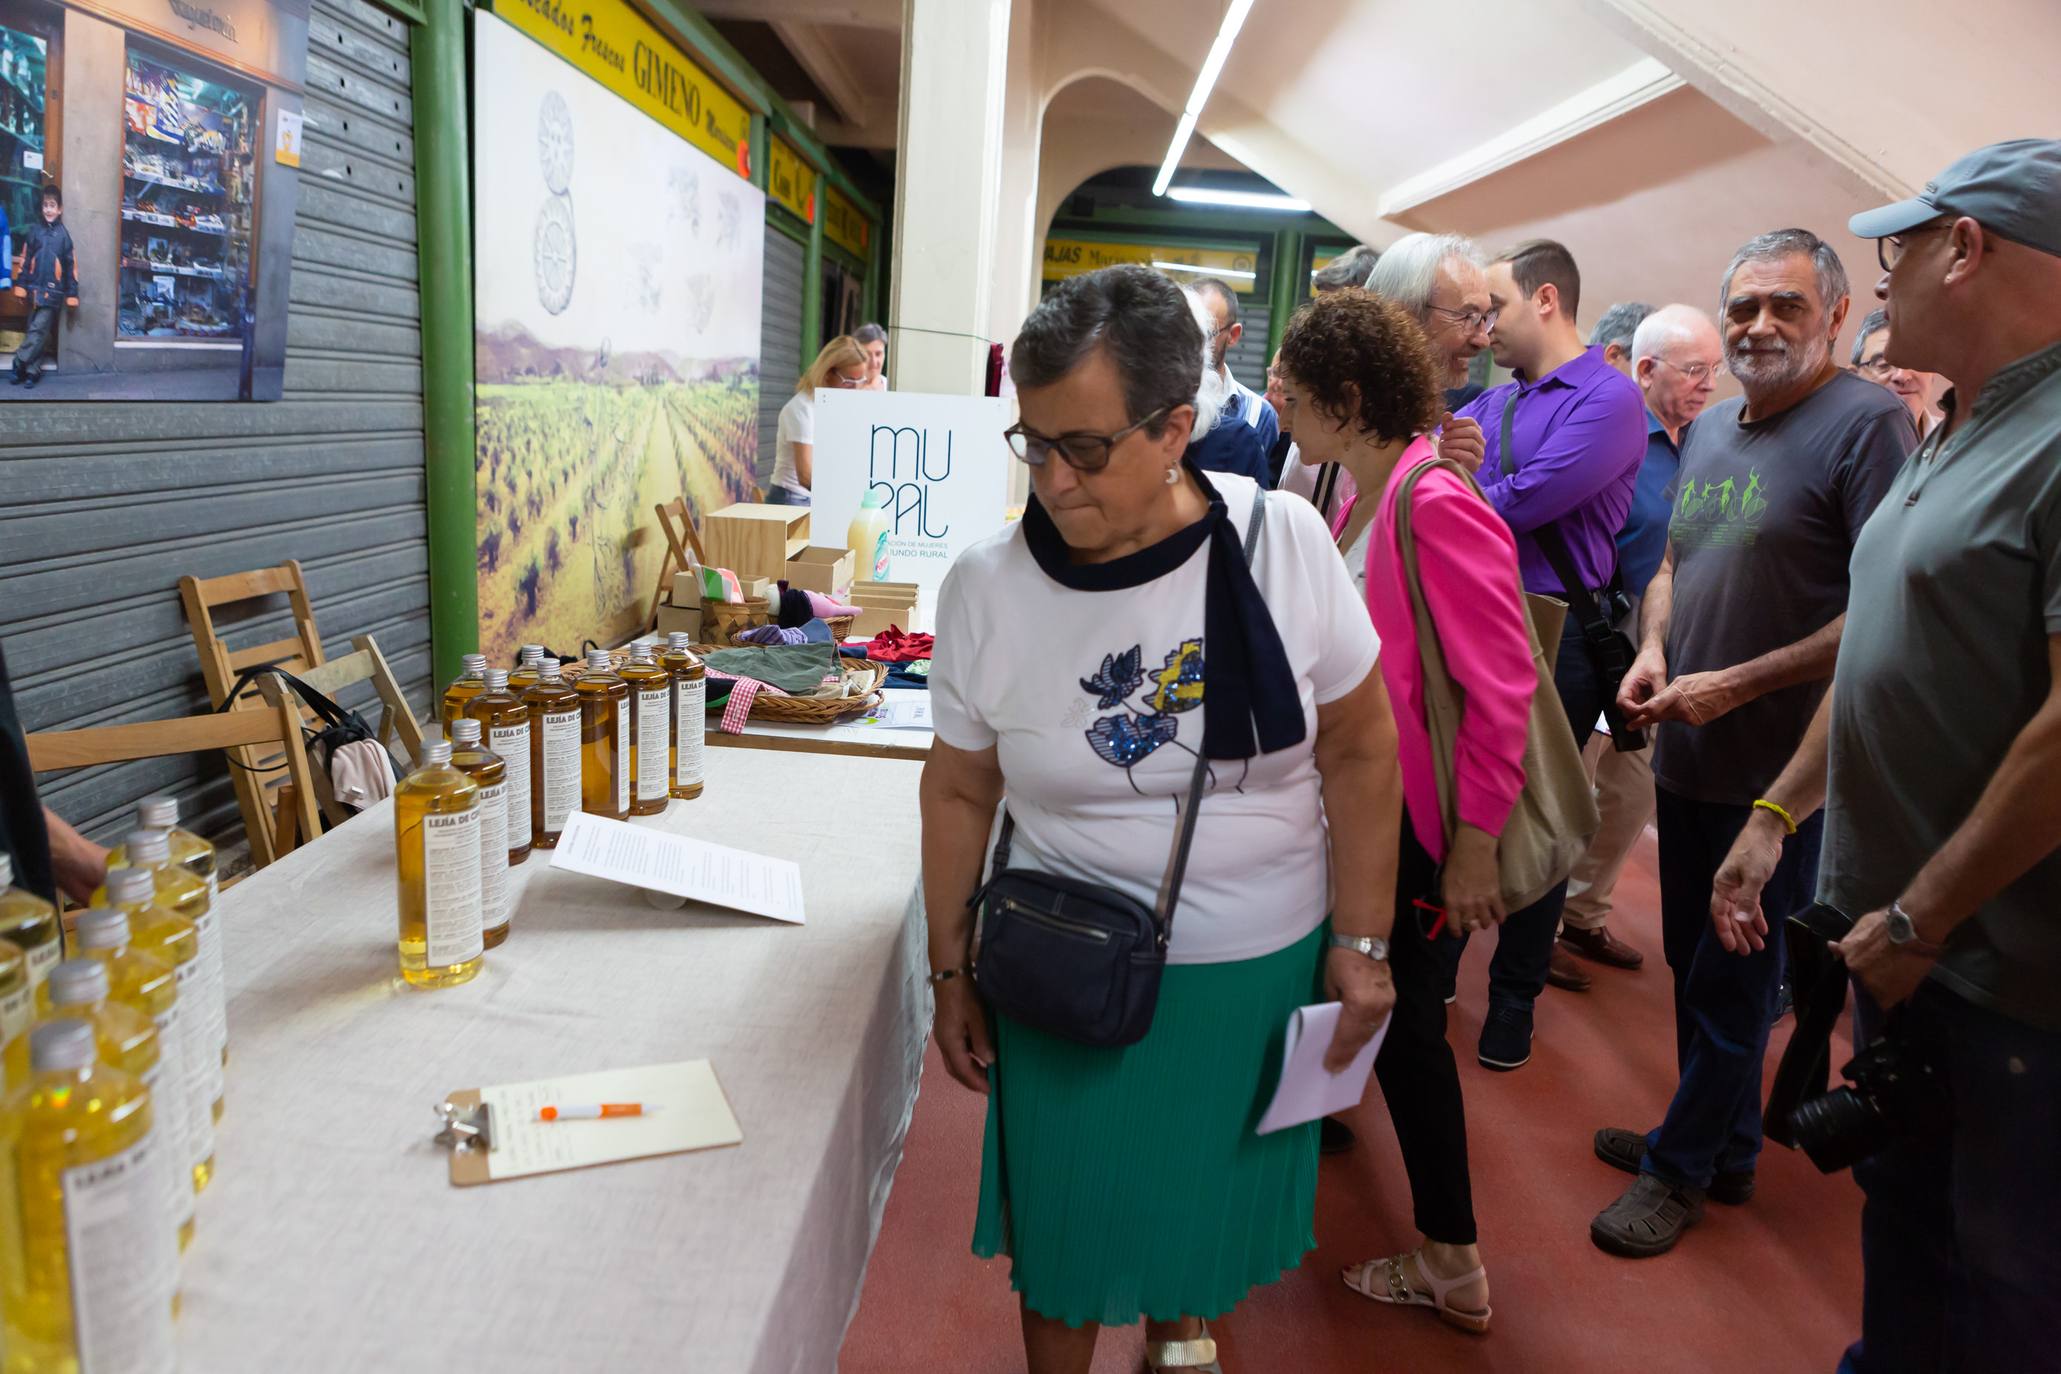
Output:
[
  {"xmin": 1327, "ymin": 933, "xmax": 1390, "ymax": 962},
  {"xmin": 1885, "ymin": 901, "xmax": 1943, "ymax": 955}
]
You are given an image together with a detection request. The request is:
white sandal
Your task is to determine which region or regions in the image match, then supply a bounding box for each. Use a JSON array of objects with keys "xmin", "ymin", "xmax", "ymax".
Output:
[
  {"xmin": 1341, "ymin": 1250, "xmax": 1492, "ymax": 1334},
  {"xmin": 1143, "ymin": 1319, "xmax": 1223, "ymax": 1372}
]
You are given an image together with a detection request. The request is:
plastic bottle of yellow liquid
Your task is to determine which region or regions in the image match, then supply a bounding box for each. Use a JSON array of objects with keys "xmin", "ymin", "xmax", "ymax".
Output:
[
  {"xmin": 523, "ymin": 660, "xmax": 580, "ymax": 849},
  {"xmin": 0, "ymin": 940, "xmax": 27, "ymax": 1091},
  {"xmin": 576, "ymin": 650, "xmax": 630, "ymax": 821},
  {"xmin": 66, "ymin": 907, "xmax": 196, "ymax": 1252},
  {"xmin": 446, "ymin": 719, "xmax": 511, "ymax": 951},
  {"xmin": 112, "ymin": 827, "xmax": 226, "ymax": 1118},
  {"xmin": 394, "ymin": 739, "xmax": 485, "ymax": 989},
  {"xmin": 0, "ymin": 854, "xmax": 61, "ymax": 992},
  {"xmin": 847, "ymin": 488, "xmax": 892, "ymax": 583},
  {"xmin": 466, "ymin": 668, "xmax": 533, "ymax": 867},
  {"xmin": 506, "ymin": 644, "xmax": 547, "ymax": 696},
  {"xmin": 661, "ymin": 634, "xmax": 706, "ymax": 801},
  {"xmin": 619, "ymin": 646, "xmax": 672, "ymax": 817},
  {"xmin": 441, "ymin": 652, "xmax": 489, "ymax": 735},
  {"xmin": 122, "ymin": 794, "xmax": 218, "ymax": 906},
  {"xmin": 10, "ymin": 959, "xmax": 163, "ymax": 1151},
  {"xmin": 93, "ymin": 868, "xmax": 215, "ymax": 1194},
  {"xmin": 0, "ymin": 1019, "xmax": 178, "ymax": 1373}
]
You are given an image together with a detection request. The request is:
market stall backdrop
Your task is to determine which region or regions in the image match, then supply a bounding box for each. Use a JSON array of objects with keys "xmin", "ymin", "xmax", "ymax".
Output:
[{"xmin": 472, "ymin": 9, "xmax": 764, "ymax": 664}]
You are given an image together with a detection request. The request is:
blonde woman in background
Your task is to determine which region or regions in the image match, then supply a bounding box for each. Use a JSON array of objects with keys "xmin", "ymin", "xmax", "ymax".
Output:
[{"xmin": 770, "ymin": 335, "xmax": 868, "ymax": 505}]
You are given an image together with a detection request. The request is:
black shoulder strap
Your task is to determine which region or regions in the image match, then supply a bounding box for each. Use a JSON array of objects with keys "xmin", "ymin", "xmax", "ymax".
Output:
[
  {"xmin": 986, "ymin": 487, "xmax": 1267, "ymax": 942},
  {"xmin": 1499, "ymin": 389, "xmax": 1614, "ymax": 638}
]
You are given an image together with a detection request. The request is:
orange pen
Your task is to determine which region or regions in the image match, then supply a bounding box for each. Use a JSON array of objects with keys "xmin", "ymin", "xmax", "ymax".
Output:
[{"xmin": 537, "ymin": 1103, "xmax": 654, "ymax": 1122}]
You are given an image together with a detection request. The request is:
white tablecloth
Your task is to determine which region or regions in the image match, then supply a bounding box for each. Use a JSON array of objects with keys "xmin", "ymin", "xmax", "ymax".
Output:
[{"xmin": 173, "ymin": 747, "xmax": 930, "ymax": 1374}]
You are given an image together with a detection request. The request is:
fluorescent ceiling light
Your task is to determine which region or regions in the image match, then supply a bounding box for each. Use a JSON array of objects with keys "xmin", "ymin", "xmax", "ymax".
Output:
[
  {"xmin": 1152, "ymin": 261, "xmax": 1256, "ymax": 280},
  {"xmin": 1167, "ymin": 187, "xmax": 1310, "ymax": 212},
  {"xmin": 1152, "ymin": 0, "xmax": 1258, "ymax": 197}
]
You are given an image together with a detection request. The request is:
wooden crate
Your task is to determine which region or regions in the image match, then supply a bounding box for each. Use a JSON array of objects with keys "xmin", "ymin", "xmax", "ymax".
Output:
[
  {"xmin": 848, "ymin": 581, "xmax": 920, "ymax": 639},
  {"xmin": 703, "ymin": 504, "xmax": 811, "ymax": 584},
  {"xmin": 786, "ymin": 545, "xmax": 855, "ymax": 596}
]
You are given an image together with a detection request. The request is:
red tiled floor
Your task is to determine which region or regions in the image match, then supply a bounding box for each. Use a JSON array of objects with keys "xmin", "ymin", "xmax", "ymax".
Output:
[{"xmin": 842, "ymin": 830, "xmax": 1862, "ymax": 1372}]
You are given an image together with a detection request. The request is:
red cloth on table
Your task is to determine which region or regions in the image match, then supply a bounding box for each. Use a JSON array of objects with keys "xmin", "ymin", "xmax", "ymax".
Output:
[{"xmin": 866, "ymin": 628, "xmax": 933, "ymax": 662}]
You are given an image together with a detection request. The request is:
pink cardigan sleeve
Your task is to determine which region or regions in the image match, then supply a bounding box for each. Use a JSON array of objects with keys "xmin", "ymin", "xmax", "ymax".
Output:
[{"xmin": 1405, "ymin": 474, "xmax": 1536, "ymax": 838}]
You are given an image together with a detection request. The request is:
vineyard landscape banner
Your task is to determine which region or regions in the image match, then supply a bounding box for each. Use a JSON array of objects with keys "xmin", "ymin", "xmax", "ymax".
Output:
[{"xmin": 471, "ymin": 9, "xmax": 765, "ymax": 663}]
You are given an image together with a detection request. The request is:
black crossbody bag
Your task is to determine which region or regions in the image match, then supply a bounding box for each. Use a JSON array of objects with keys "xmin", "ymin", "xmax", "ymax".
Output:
[
  {"xmin": 1500, "ymin": 391, "xmax": 1647, "ymax": 752},
  {"xmin": 969, "ymin": 488, "xmax": 1267, "ymax": 1048}
]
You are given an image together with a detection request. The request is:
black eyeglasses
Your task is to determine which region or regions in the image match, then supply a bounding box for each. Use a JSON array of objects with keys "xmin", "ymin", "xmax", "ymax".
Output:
[
  {"xmin": 1003, "ymin": 406, "xmax": 1172, "ymax": 472},
  {"xmin": 1878, "ymin": 220, "xmax": 1953, "ymax": 273}
]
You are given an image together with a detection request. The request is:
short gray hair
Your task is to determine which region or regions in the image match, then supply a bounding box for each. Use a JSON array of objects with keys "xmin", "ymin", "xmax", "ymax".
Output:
[
  {"xmin": 1631, "ymin": 303, "xmax": 1715, "ymax": 364},
  {"xmin": 1011, "ymin": 266, "xmax": 1202, "ymax": 439},
  {"xmin": 1720, "ymin": 228, "xmax": 1849, "ymax": 314},
  {"xmin": 1364, "ymin": 232, "xmax": 1481, "ymax": 319},
  {"xmin": 1311, "ymin": 244, "xmax": 1380, "ymax": 293},
  {"xmin": 853, "ymin": 322, "xmax": 887, "ymax": 347},
  {"xmin": 1591, "ymin": 302, "xmax": 1654, "ymax": 354},
  {"xmin": 1850, "ymin": 307, "xmax": 1890, "ymax": 365}
]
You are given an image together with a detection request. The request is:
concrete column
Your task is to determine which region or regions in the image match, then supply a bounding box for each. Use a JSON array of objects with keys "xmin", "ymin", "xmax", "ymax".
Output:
[
  {"xmin": 983, "ymin": 0, "xmax": 1042, "ymax": 349},
  {"xmin": 889, "ymin": 0, "xmax": 1011, "ymax": 395},
  {"xmin": 60, "ymin": 9, "xmax": 123, "ymax": 375}
]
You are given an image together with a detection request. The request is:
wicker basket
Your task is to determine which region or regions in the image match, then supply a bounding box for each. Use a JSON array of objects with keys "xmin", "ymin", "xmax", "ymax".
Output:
[
  {"xmin": 563, "ymin": 645, "xmax": 883, "ymax": 724},
  {"xmin": 704, "ymin": 598, "xmax": 772, "ymax": 646}
]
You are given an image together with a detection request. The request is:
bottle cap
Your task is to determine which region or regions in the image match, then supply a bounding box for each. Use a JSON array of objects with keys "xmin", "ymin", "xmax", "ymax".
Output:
[
  {"xmin": 629, "ymin": 644, "xmax": 654, "ymax": 662},
  {"xmin": 483, "ymin": 668, "xmax": 510, "ymax": 692},
  {"xmin": 104, "ymin": 866, "xmax": 157, "ymax": 906},
  {"xmin": 137, "ymin": 795, "xmax": 180, "ymax": 829},
  {"xmin": 537, "ymin": 660, "xmax": 563, "ymax": 682},
  {"xmin": 461, "ymin": 653, "xmax": 488, "ymax": 675},
  {"xmin": 125, "ymin": 828, "xmax": 172, "ymax": 865},
  {"xmin": 30, "ymin": 1019, "xmax": 97, "ymax": 1073},
  {"xmin": 47, "ymin": 958, "xmax": 111, "ymax": 1008},
  {"xmin": 520, "ymin": 644, "xmax": 545, "ymax": 663},
  {"xmin": 861, "ymin": 488, "xmax": 885, "ymax": 509},
  {"xmin": 450, "ymin": 717, "xmax": 482, "ymax": 746},
  {"xmin": 73, "ymin": 907, "xmax": 133, "ymax": 951},
  {"xmin": 420, "ymin": 740, "xmax": 454, "ymax": 767},
  {"xmin": 586, "ymin": 649, "xmax": 612, "ymax": 670},
  {"xmin": 668, "ymin": 632, "xmax": 692, "ymax": 650}
]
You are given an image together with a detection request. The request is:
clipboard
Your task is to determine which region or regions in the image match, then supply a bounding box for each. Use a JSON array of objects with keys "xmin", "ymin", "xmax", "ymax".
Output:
[{"xmin": 434, "ymin": 1059, "xmax": 744, "ymax": 1186}]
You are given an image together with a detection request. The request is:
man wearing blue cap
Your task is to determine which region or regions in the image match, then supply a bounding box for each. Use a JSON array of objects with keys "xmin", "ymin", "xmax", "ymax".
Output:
[{"xmin": 1710, "ymin": 138, "xmax": 2061, "ymax": 1373}]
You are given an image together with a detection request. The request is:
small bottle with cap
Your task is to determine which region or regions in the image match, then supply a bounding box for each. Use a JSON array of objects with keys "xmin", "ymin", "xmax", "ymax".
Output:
[
  {"xmin": 619, "ymin": 644, "xmax": 672, "ymax": 816},
  {"xmin": 576, "ymin": 649, "xmax": 630, "ymax": 821},
  {"xmin": 394, "ymin": 739, "xmax": 485, "ymax": 989},
  {"xmin": 523, "ymin": 659, "xmax": 581, "ymax": 848},
  {"xmin": 105, "ymin": 824, "xmax": 227, "ymax": 1112},
  {"xmin": 8, "ymin": 958, "xmax": 163, "ymax": 1136},
  {"xmin": 0, "ymin": 1018, "xmax": 179, "ymax": 1369},
  {"xmin": 110, "ymin": 793, "xmax": 218, "ymax": 905},
  {"xmin": 661, "ymin": 632, "xmax": 706, "ymax": 800},
  {"xmin": 447, "ymin": 718, "xmax": 512, "ymax": 951},
  {"xmin": 0, "ymin": 851, "xmax": 62, "ymax": 991},
  {"xmin": 465, "ymin": 667, "xmax": 534, "ymax": 866},
  {"xmin": 95, "ymin": 866, "xmax": 217, "ymax": 1192},
  {"xmin": 441, "ymin": 652, "xmax": 490, "ymax": 735},
  {"xmin": 506, "ymin": 644, "xmax": 548, "ymax": 695}
]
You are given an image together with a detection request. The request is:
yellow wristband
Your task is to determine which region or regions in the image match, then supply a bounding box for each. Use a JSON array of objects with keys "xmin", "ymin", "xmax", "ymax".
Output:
[{"xmin": 1752, "ymin": 798, "xmax": 1799, "ymax": 835}]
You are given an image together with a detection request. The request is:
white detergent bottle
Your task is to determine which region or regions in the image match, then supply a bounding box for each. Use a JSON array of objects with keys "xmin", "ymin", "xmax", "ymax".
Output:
[{"xmin": 848, "ymin": 488, "xmax": 892, "ymax": 583}]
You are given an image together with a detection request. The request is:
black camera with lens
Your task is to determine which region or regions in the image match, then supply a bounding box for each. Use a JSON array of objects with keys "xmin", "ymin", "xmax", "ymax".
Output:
[{"xmin": 1765, "ymin": 903, "xmax": 1949, "ymax": 1173}]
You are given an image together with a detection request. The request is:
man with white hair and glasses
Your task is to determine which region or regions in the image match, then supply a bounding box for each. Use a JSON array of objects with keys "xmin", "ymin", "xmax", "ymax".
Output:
[
  {"xmin": 1591, "ymin": 229, "xmax": 1913, "ymax": 1257},
  {"xmin": 1849, "ymin": 307, "xmax": 1944, "ymax": 438}
]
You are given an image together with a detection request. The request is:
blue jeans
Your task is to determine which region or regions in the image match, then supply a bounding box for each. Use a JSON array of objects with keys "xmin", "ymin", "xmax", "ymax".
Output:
[
  {"xmin": 1839, "ymin": 984, "xmax": 2061, "ymax": 1374},
  {"xmin": 1642, "ymin": 785, "xmax": 1822, "ymax": 1189}
]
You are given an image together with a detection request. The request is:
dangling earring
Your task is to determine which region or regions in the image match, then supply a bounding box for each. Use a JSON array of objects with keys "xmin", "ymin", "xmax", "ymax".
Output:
[{"xmin": 1164, "ymin": 465, "xmax": 1181, "ymax": 485}]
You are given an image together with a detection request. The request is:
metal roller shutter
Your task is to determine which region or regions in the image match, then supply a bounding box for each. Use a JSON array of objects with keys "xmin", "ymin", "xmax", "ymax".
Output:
[
  {"xmin": 1226, "ymin": 299, "xmax": 1269, "ymax": 394},
  {"xmin": 757, "ymin": 227, "xmax": 806, "ymax": 490},
  {"xmin": 0, "ymin": 0, "xmax": 431, "ymax": 849}
]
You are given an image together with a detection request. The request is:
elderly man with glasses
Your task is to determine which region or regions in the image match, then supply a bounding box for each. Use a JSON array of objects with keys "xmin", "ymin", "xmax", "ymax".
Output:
[
  {"xmin": 1181, "ymin": 276, "xmax": 1278, "ymax": 487},
  {"xmin": 1850, "ymin": 307, "xmax": 1944, "ymax": 438}
]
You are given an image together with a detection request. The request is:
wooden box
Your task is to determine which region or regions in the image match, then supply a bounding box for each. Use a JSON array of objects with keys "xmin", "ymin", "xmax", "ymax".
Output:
[
  {"xmin": 655, "ymin": 603, "xmax": 703, "ymax": 639},
  {"xmin": 703, "ymin": 504, "xmax": 810, "ymax": 584},
  {"xmin": 848, "ymin": 580, "xmax": 920, "ymax": 639},
  {"xmin": 786, "ymin": 546, "xmax": 855, "ymax": 596}
]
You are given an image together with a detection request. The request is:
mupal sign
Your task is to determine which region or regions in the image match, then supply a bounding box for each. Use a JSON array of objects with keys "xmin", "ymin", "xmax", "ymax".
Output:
[{"xmin": 812, "ymin": 391, "xmax": 1012, "ymax": 602}]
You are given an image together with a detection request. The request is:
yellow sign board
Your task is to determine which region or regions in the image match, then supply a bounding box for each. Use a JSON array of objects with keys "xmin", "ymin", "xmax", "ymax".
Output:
[
  {"xmin": 768, "ymin": 135, "xmax": 817, "ymax": 223},
  {"xmin": 1043, "ymin": 238, "xmax": 1260, "ymax": 293},
  {"xmin": 494, "ymin": 0, "xmax": 753, "ymax": 179},
  {"xmin": 823, "ymin": 182, "xmax": 871, "ymax": 259}
]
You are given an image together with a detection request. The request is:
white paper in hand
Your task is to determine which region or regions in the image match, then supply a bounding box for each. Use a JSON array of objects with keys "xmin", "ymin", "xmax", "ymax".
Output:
[{"xmin": 1255, "ymin": 1002, "xmax": 1389, "ymax": 1135}]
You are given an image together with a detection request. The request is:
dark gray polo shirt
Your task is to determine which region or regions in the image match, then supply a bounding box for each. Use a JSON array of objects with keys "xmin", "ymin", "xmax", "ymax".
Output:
[{"xmin": 1821, "ymin": 339, "xmax": 2061, "ymax": 1030}]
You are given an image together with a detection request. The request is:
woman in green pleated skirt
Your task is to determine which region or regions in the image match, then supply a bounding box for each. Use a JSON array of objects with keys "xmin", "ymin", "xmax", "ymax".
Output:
[{"xmin": 973, "ymin": 925, "xmax": 1328, "ymax": 1327}]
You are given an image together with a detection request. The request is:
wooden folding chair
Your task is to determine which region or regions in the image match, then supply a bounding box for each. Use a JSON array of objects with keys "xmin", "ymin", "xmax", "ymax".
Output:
[
  {"xmin": 256, "ymin": 633, "xmax": 425, "ymax": 829},
  {"xmin": 27, "ymin": 699, "xmax": 324, "ymax": 864},
  {"xmin": 647, "ymin": 497, "xmax": 712, "ymax": 631},
  {"xmin": 179, "ymin": 561, "xmax": 327, "ymax": 866}
]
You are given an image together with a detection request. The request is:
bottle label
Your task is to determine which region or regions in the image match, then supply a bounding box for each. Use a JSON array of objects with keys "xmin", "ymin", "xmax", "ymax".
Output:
[
  {"xmin": 675, "ymin": 677, "xmax": 706, "ymax": 788},
  {"xmin": 422, "ymin": 808, "xmax": 485, "ymax": 967},
  {"xmin": 492, "ymin": 722, "xmax": 533, "ymax": 850},
  {"xmin": 873, "ymin": 529, "xmax": 890, "ymax": 581},
  {"xmin": 171, "ymin": 957, "xmax": 216, "ymax": 1169},
  {"xmin": 0, "ymin": 978, "xmax": 30, "ymax": 1052},
  {"xmin": 476, "ymin": 782, "xmax": 509, "ymax": 930},
  {"xmin": 61, "ymin": 1130, "xmax": 178, "ymax": 1374},
  {"xmin": 205, "ymin": 869, "xmax": 219, "ymax": 906},
  {"xmin": 138, "ymin": 1060, "xmax": 188, "ymax": 1236},
  {"xmin": 24, "ymin": 936, "xmax": 60, "ymax": 986},
  {"xmin": 192, "ymin": 907, "xmax": 228, "ymax": 1102},
  {"xmin": 636, "ymin": 687, "xmax": 670, "ymax": 802},
  {"xmin": 147, "ymin": 1004, "xmax": 197, "ymax": 1229},
  {"xmin": 541, "ymin": 709, "xmax": 580, "ymax": 833},
  {"xmin": 614, "ymin": 699, "xmax": 630, "ymax": 814}
]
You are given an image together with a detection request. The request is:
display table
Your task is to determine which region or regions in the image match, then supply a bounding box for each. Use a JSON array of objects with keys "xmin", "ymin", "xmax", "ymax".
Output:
[
  {"xmin": 174, "ymin": 747, "xmax": 930, "ymax": 1374},
  {"xmin": 707, "ymin": 687, "xmax": 934, "ymax": 764}
]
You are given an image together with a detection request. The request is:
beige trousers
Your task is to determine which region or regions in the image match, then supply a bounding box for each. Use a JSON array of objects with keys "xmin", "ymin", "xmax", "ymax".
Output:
[{"xmin": 1562, "ymin": 730, "xmax": 1656, "ymax": 932}]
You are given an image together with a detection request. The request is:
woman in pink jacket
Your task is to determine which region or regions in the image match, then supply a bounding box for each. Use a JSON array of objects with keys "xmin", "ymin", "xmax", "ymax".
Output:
[{"xmin": 1276, "ymin": 289, "xmax": 1538, "ymax": 1335}]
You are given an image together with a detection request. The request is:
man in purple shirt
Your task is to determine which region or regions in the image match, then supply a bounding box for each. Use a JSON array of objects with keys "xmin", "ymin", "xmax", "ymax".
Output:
[{"xmin": 1449, "ymin": 239, "xmax": 1648, "ymax": 1072}]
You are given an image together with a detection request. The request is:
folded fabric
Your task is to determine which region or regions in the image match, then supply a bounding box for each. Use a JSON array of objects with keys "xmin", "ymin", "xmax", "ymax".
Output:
[
  {"xmin": 735, "ymin": 625, "xmax": 810, "ymax": 647},
  {"xmin": 775, "ymin": 584, "xmax": 815, "ymax": 629},
  {"xmin": 704, "ymin": 642, "xmax": 843, "ymax": 694},
  {"xmin": 866, "ymin": 627, "xmax": 934, "ymax": 662},
  {"xmin": 698, "ymin": 564, "xmax": 745, "ymax": 603},
  {"xmin": 804, "ymin": 590, "xmax": 862, "ymax": 619}
]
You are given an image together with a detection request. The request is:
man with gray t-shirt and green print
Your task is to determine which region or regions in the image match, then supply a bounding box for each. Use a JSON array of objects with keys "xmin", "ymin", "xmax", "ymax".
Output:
[{"xmin": 1587, "ymin": 228, "xmax": 1914, "ymax": 1259}]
